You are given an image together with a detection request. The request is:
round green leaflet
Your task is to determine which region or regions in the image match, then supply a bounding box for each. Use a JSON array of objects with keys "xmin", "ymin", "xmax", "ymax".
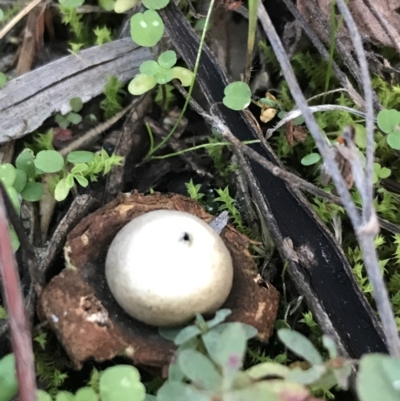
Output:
[
  {"xmin": 0, "ymin": 72, "xmax": 6, "ymax": 88},
  {"xmin": 67, "ymin": 151, "xmax": 94, "ymax": 164},
  {"xmin": 75, "ymin": 387, "xmax": 98, "ymax": 401},
  {"xmin": 13, "ymin": 169, "xmax": 27, "ymax": 193},
  {"xmin": 142, "ymin": 0, "xmax": 169, "ymax": 10},
  {"xmin": 16, "ymin": 148, "xmax": 36, "ymax": 178},
  {"xmin": 114, "ymin": 0, "xmax": 138, "ymax": 13},
  {"xmin": 37, "ymin": 390, "xmax": 52, "ymax": 401},
  {"xmin": 158, "ymin": 50, "xmax": 177, "ymax": 69},
  {"xmin": 128, "ymin": 74, "xmax": 157, "ymax": 95},
  {"xmin": 140, "ymin": 60, "xmax": 160, "ymax": 76},
  {"xmin": 0, "ymin": 354, "xmax": 18, "ymax": 401},
  {"xmin": 34, "ymin": 150, "xmax": 64, "ymax": 173},
  {"xmin": 377, "ymin": 109, "xmax": 400, "ymax": 134},
  {"xmin": 99, "ymin": 0, "xmax": 116, "ymax": 11},
  {"xmin": 387, "ymin": 130, "xmax": 400, "ymax": 150},
  {"xmin": 70, "ymin": 97, "xmax": 83, "ymax": 113},
  {"xmin": 301, "ymin": 153, "xmax": 321, "ymax": 166},
  {"xmin": 99, "ymin": 365, "xmax": 146, "ymax": 401},
  {"xmin": 21, "ymin": 182, "xmax": 44, "ymax": 202},
  {"xmin": 130, "ymin": 10, "xmax": 164, "ymax": 47},
  {"xmin": 58, "ymin": 0, "xmax": 85, "ymax": 7},
  {"xmin": 0, "ymin": 164, "xmax": 16, "ymax": 187},
  {"xmin": 223, "ymin": 82, "xmax": 252, "ymax": 111},
  {"xmin": 55, "ymin": 178, "xmax": 72, "ymax": 202},
  {"xmin": 154, "ymin": 66, "xmax": 173, "ymax": 85},
  {"xmin": 172, "ymin": 67, "xmax": 194, "ymax": 86}
]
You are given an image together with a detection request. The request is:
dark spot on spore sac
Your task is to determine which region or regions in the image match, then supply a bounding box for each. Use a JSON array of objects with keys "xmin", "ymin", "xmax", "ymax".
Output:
[{"xmin": 180, "ymin": 232, "xmax": 191, "ymax": 243}]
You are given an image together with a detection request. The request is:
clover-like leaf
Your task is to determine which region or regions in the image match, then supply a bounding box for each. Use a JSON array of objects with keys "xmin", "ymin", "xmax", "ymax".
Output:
[
  {"xmin": 114, "ymin": 0, "xmax": 139, "ymax": 13},
  {"xmin": 20, "ymin": 182, "xmax": 44, "ymax": 202},
  {"xmin": 67, "ymin": 151, "xmax": 94, "ymax": 164},
  {"xmin": 387, "ymin": 130, "xmax": 400, "ymax": 150},
  {"xmin": 377, "ymin": 109, "xmax": 400, "ymax": 134},
  {"xmin": 67, "ymin": 112, "xmax": 82, "ymax": 125},
  {"xmin": 128, "ymin": 74, "xmax": 157, "ymax": 95},
  {"xmin": 35, "ymin": 150, "xmax": 64, "ymax": 173},
  {"xmin": 0, "ymin": 164, "xmax": 16, "ymax": 187},
  {"xmin": 75, "ymin": 387, "xmax": 98, "ymax": 401},
  {"xmin": 0, "ymin": 354, "xmax": 18, "ymax": 401},
  {"xmin": 172, "ymin": 67, "xmax": 194, "ymax": 87},
  {"xmin": 54, "ymin": 178, "xmax": 71, "ymax": 202},
  {"xmin": 55, "ymin": 391, "xmax": 74, "ymax": 401},
  {"xmin": 140, "ymin": 60, "xmax": 159, "ymax": 76},
  {"xmin": 59, "ymin": 0, "xmax": 85, "ymax": 7},
  {"xmin": 130, "ymin": 10, "xmax": 164, "ymax": 47},
  {"xmin": 37, "ymin": 390, "xmax": 52, "ymax": 401},
  {"xmin": 154, "ymin": 66, "xmax": 173, "ymax": 85},
  {"xmin": 13, "ymin": 169, "xmax": 27, "ymax": 193},
  {"xmin": 173, "ymin": 325, "xmax": 202, "ymax": 345},
  {"xmin": 70, "ymin": 97, "xmax": 83, "ymax": 112},
  {"xmin": 223, "ymin": 82, "xmax": 251, "ymax": 111},
  {"xmin": 16, "ymin": 149, "xmax": 36, "ymax": 178},
  {"xmin": 301, "ymin": 152, "xmax": 321, "ymax": 166},
  {"xmin": 142, "ymin": 0, "xmax": 169, "ymax": 10},
  {"xmin": 99, "ymin": 0, "xmax": 116, "ymax": 11},
  {"xmin": 158, "ymin": 50, "xmax": 176, "ymax": 68},
  {"xmin": 99, "ymin": 365, "xmax": 146, "ymax": 401}
]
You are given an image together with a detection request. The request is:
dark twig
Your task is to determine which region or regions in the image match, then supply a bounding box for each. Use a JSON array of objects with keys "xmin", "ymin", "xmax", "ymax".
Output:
[{"xmin": 0, "ymin": 187, "xmax": 36, "ymax": 401}]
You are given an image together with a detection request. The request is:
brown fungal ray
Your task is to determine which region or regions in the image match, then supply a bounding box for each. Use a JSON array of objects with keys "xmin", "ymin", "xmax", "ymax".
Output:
[{"xmin": 38, "ymin": 192, "xmax": 279, "ymax": 371}]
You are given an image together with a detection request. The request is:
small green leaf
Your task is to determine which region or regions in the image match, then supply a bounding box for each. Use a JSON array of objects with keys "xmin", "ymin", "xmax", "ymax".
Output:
[
  {"xmin": 259, "ymin": 98, "xmax": 276, "ymax": 107},
  {"xmin": 67, "ymin": 112, "xmax": 82, "ymax": 125},
  {"xmin": 206, "ymin": 309, "xmax": 232, "ymax": 328},
  {"xmin": 128, "ymin": 74, "xmax": 156, "ymax": 95},
  {"xmin": 322, "ymin": 335, "xmax": 338, "ymax": 359},
  {"xmin": 55, "ymin": 391, "xmax": 74, "ymax": 401},
  {"xmin": 35, "ymin": 150, "xmax": 64, "ymax": 173},
  {"xmin": 377, "ymin": 109, "xmax": 400, "ymax": 134},
  {"xmin": 294, "ymin": 115, "xmax": 304, "ymax": 125},
  {"xmin": 16, "ymin": 149, "xmax": 36, "ymax": 178},
  {"xmin": 158, "ymin": 50, "xmax": 176, "ymax": 68},
  {"xmin": 54, "ymin": 178, "xmax": 71, "ymax": 201},
  {"xmin": 379, "ymin": 167, "xmax": 391, "ymax": 179},
  {"xmin": 171, "ymin": 67, "xmax": 194, "ymax": 87},
  {"xmin": 0, "ymin": 9, "xmax": 3, "ymax": 21},
  {"xmin": 114, "ymin": 0, "xmax": 138, "ymax": 13},
  {"xmin": 66, "ymin": 174, "xmax": 75, "ymax": 189},
  {"xmin": 157, "ymin": 381, "xmax": 207, "ymax": 401},
  {"xmin": 226, "ymin": 382, "xmax": 280, "ymax": 401},
  {"xmin": 55, "ymin": 114, "xmax": 70, "ymax": 129},
  {"xmin": 58, "ymin": 0, "xmax": 85, "ymax": 7},
  {"xmin": 75, "ymin": 387, "xmax": 98, "ymax": 401},
  {"xmin": 70, "ymin": 97, "xmax": 83, "ymax": 112},
  {"xmin": 71, "ymin": 163, "xmax": 88, "ymax": 174},
  {"xmin": 174, "ymin": 325, "xmax": 202, "ymax": 345},
  {"xmin": 10, "ymin": 227, "xmax": 20, "ymax": 253},
  {"xmin": 278, "ymin": 329, "xmax": 323, "ymax": 365},
  {"xmin": 0, "ymin": 72, "xmax": 6, "ymax": 88},
  {"xmin": 13, "ymin": 169, "xmax": 27, "ymax": 193},
  {"xmin": 387, "ymin": 130, "xmax": 400, "ymax": 150},
  {"xmin": 246, "ymin": 362, "xmax": 290, "ymax": 380},
  {"xmin": 301, "ymin": 153, "xmax": 321, "ymax": 166},
  {"xmin": 99, "ymin": 0, "xmax": 116, "ymax": 11},
  {"xmin": 223, "ymin": 82, "xmax": 251, "ymax": 111},
  {"xmin": 0, "ymin": 354, "xmax": 18, "ymax": 401},
  {"xmin": 140, "ymin": 60, "xmax": 159, "ymax": 76},
  {"xmin": 158, "ymin": 326, "xmax": 184, "ymax": 342},
  {"xmin": 142, "ymin": 0, "xmax": 169, "ymax": 10},
  {"xmin": 20, "ymin": 182, "xmax": 44, "ymax": 202},
  {"xmin": 99, "ymin": 365, "xmax": 146, "ymax": 401},
  {"xmin": 357, "ymin": 353, "xmax": 400, "ymax": 401},
  {"xmin": 0, "ymin": 164, "xmax": 16, "ymax": 187},
  {"xmin": 130, "ymin": 10, "xmax": 164, "ymax": 47},
  {"xmin": 37, "ymin": 390, "xmax": 52, "ymax": 401},
  {"xmin": 67, "ymin": 151, "xmax": 94, "ymax": 164},
  {"xmin": 74, "ymin": 175, "xmax": 89, "ymax": 187},
  {"xmin": 154, "ymin": 66, "xmax": 173, "ymax": 85},
  {"xmin": 354, "ymin": 124, "xmax": 367, "ymax": 149},
  {"xmin": 178, "ymin": 349, "xmax": 222, "ymax": 391}
]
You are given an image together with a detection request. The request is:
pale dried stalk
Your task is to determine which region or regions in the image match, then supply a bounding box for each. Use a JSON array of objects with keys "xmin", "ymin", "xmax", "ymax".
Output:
[{"xmin": 257, "ymin": 0, "xmax": 400, "ymax": 356}]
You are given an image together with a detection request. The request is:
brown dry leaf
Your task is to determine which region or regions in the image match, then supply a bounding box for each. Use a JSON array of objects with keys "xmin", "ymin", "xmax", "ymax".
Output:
[
  {"xmin": 286, "ymin": 120, "xmax": 308, "ymax": 150},
  {"xmin": 297, "ymin": 0, "xmax": 400, "ymax": 50}
]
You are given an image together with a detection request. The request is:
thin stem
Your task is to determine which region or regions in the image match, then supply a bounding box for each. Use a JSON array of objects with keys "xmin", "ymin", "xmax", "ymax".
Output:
[
  {"xmin": 148, "ymin": 0, "xmax": 216, "ymax": 158},
  {"xmin": 151, "ymin": 139, "xmax": 260, "ymax": 159},
  {"xmin": 244, "ymin": 0, "xmax": 259, "ymax": 84},
  {"xmin": 256, "ymin": 2, "xmax": 361, "ymax": 229}
]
